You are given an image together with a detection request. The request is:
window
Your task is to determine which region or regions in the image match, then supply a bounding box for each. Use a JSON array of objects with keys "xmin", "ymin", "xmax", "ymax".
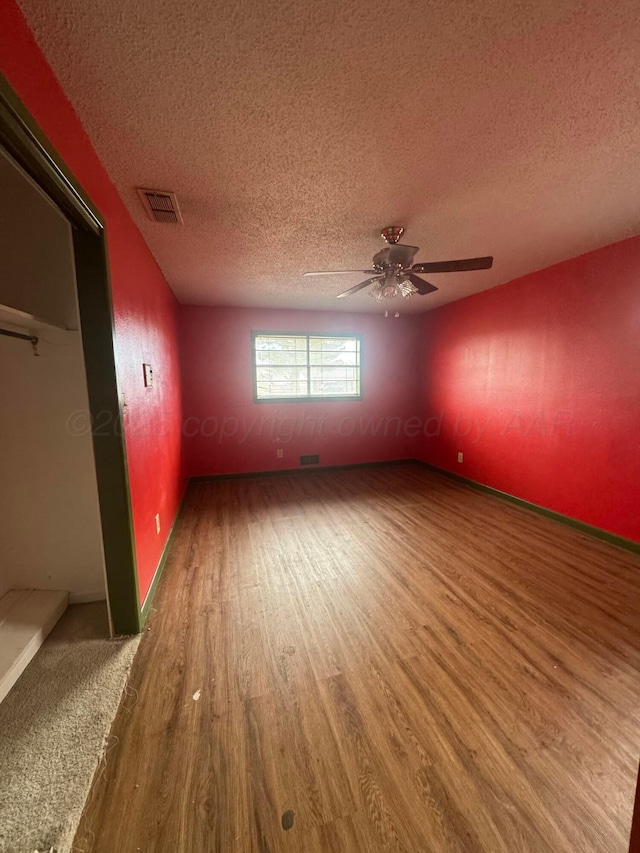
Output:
[{"xmin": 253, "ymin": 333, "xmax": 362, "ymax": 401}]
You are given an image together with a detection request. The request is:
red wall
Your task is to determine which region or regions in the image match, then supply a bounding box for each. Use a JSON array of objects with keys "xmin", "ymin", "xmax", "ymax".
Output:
[
  {"xmin": 418, "ymin": 236, "xmax": 640, "ymax": 543},
  {"xmin": 630, "ymin": 769, "xmax": 640, "ymax": 852},
  {"xmin": 179, "ymin": 306, "xmax": 421, "ymax": 476},
  {"xmin": 1, "ymin": 0, "xmax": 185, "ymax": 601}
]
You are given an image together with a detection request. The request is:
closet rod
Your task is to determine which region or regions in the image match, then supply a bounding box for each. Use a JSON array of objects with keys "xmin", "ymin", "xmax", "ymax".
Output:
[
  {"xmin": 0, "ymin": 326, "xmax": 39, "ymax": 355},
  {"xmin": 0, "ymin": 326, "xmax": 37, "ymax": 344}
]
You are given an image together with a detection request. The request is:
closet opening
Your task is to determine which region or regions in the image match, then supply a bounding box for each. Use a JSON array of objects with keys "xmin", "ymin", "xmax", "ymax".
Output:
[{"xmin": 0, "ymin": 79, "xmax": 140, "ymax": 703}]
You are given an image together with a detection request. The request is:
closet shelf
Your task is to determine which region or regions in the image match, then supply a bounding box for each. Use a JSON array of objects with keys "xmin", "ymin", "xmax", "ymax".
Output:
[{"xmin": 0, "ymin": 303, "xmax": 75, "ymax": 333}]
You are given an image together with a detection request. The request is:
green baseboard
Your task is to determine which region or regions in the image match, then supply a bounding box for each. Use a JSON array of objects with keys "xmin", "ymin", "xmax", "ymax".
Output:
[
  {"xmin": 416, "ymin": 460, "xmax": 640, "ymax": 557},
  {"xmin": 139, "ymin": 489, "xmax": 187, "ymax": 626},
  {"xmin": 190, "ymin": 458, "xmax": 415, "ymax": 482}
]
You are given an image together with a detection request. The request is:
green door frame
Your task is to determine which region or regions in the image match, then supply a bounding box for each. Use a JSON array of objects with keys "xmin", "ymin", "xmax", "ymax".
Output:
[{"xmin": 0, "ymin": 73, "xmax": 141, "ymax": 634}]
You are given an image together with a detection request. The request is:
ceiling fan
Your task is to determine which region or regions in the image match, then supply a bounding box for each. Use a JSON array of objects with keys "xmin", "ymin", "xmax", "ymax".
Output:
[{"xmin": 303, "ymin": 226, "xmax": 493, "ymax": 301}]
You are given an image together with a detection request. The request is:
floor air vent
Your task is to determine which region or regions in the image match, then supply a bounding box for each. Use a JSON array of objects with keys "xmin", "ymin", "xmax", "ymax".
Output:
[
  {"xmin": 300, "ymin": 454, "xmax": 320, "ymax": 466},
  {"xmin": 136, "ymin": 188, "xmax": 183, "ymax": 224}
]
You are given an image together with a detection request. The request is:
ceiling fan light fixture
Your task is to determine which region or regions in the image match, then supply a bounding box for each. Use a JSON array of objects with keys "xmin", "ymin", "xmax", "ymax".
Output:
[
  {"xmin": 397, "ymin": 278, "xmax": 417, "ymax": 298},
  {"xmin": 369, "ymin": 277, "xmax": 417, "ymax": 302},
  {"xmin": 369, "ymin": 281, "xmax": 396, "ymax": 301}
]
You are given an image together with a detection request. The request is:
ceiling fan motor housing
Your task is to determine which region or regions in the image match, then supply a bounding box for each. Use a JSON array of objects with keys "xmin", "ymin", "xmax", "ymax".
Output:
[{"xmin": 372, "ymin": 244, "xmax": 419, "ymax": 270}]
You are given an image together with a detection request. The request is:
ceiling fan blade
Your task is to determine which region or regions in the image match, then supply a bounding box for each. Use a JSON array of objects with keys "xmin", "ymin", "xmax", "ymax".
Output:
[
  {"xmin": 336, "ymin": 276, "xmax": 382, "ymax": 299},
  {"xmin": 303, "ymin": 269, "xmax": 378, "ymax": 277},
  {"xmin": 411, "ymin": 256, "xmax": 493, "ymax": 274},
  {"xmin": 407, "ymin": 274, "xmax": 438, "ymax": 295}
]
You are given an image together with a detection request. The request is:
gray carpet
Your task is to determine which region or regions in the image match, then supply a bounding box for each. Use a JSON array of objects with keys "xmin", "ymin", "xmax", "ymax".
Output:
[{"xmin": 0, "ymin": 603, "xmax": 141, "ymax": 853}]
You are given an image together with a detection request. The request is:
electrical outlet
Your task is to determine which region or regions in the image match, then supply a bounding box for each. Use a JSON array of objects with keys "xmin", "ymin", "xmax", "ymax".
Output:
[
  {"xmin": 457, "ymin": 452, "xmax": 463, "ymax": 463},
  {"xmin": 143, "ymin": 363, "xmax": 153, "ymax": 388},
  {"xmin": 276, "ymin": 448, "xmax": 283, "ymax": 459},
  {"xmin": 155, "ymin": 513, "xmax": 161, "ymax": 535}
]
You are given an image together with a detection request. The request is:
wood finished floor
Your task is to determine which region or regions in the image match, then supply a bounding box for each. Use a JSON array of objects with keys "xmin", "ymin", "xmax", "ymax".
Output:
[{"xmin": 75, "ymin": 463, "xmax": 640, "ymax": 852}]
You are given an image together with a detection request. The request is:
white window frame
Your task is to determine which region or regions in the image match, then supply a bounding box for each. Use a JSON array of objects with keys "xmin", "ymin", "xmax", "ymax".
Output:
[{"xmin": 252, "ymin": 332, "xmax": 362, "ymax": 402}]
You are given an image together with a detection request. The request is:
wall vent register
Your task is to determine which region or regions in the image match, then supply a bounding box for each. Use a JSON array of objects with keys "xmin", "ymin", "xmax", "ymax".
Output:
[{"xmin": 300, "ymin": 455, "xmax": 320, "ymax": 466}]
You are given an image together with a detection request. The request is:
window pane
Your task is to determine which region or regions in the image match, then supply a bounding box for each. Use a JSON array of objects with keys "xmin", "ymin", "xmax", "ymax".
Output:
[
  {"xmin": 310, "ymin": 366, "xmax": 358, "ymax": 380},
  {"xmin": 255, "ymin": 335, "xmax": 307, "ymax": 351},
  {"xmin": 310, "ymin": 382, "xmax": 359, "ymax": 396},
  {"xmin": 309, "ymin": 336, "xmax": 356, "ymax": 352},
  {"xmin": 310, "ymin": 367, "xmax": 341, "ymax": 381},
  {"xmin": 309, "ymin": 351, "xmax": 359, "ymax": 366},
  {"xmin": 262, "ymin": 382, "xmax": 307, "ymax": 397},
  {"xmin": 256, "ymin": 349, "xmax": 308, "ymax": 366},
  {"xmin": 257, "ymin": 366, "xmax": 308, "ymax": 382},
  {"xmin": 265, "ymin": 381, "xmax": 296, "ymax": 396}
]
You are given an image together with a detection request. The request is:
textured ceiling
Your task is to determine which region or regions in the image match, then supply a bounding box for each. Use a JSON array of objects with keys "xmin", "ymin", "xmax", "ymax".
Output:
[{"xmin": 17, "ymin": 0, "xmax": 640, "ymax": 313}]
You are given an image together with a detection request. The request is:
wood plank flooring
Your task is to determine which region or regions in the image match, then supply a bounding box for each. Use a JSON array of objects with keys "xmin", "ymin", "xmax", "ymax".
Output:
[{"xmin": 75, "ymin": 463, "xmax": 640, "ymax": 852}]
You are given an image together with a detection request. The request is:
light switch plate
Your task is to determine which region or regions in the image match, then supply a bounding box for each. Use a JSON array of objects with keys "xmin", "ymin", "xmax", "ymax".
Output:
[{"xmin": 143, "ymin": 363, "xmax": 153, "ymax": 387}]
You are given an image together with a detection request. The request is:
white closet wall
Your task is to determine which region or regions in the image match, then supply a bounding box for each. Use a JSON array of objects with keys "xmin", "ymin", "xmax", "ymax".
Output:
[{"xmin": 0, "ymin": 330, "xmax": 106, "ymax": 599}]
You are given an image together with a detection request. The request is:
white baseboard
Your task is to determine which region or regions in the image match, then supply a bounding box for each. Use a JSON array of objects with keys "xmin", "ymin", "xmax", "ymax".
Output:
[{"xmin": 69, "ymin": 590, "xmax": 107, "ymax": 604}]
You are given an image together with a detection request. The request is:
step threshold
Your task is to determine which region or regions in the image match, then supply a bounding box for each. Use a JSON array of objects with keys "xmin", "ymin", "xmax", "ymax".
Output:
[{"xmin": 0, "ymin": 589, "xmax": 69, "ymax": 704}]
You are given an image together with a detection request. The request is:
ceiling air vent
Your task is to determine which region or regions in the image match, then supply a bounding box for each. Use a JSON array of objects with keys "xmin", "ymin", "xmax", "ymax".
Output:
[{"xmin": 136, "ymin": 188, "xmax": 183, "ymax": 224}]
